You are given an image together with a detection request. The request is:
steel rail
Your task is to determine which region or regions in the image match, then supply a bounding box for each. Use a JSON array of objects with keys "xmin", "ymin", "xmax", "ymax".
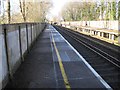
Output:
[
  {"xmin": 56, "ymin": 26, "xmax": 120, "ymax": 68},
  {"xmin": 65, "ymin": 28, "xmax": 120, "ymax": 63}
]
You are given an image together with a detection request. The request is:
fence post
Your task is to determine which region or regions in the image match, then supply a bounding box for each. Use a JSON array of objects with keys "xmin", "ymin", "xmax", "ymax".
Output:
[
  {"xmin": 31, "ymin": 24, "xmax": 33, "ymax": 44},
  {"xmin": 35, "ymin": 24, "xmax": 37, "ymax": 39},
  {"xmin": 18, "ymin": 25, "xmax": 24, "ymax": 62},
  {"xmin": 26, "ymin": 24, "xmax": 29, "ymax": 52},
  {"xmin": 3, "ymin": 25, "xmax": 13, "ymax": 81},
  {"xmin": 36, "ymin": 23, "xmax": 38, "ymax": 39}
]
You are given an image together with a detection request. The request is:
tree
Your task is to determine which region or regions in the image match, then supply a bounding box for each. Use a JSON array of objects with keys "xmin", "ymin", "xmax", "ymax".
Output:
[
  {"xmin": 19, "ymin": 0, "xmax": 26, "ymax": 22},
  {"xmin": 111, "ymin": 1, "xmax": 117, "ymax": 20},
  {"xmin": 19, "ymin": 0, "xmax": 52, "ymax": 22},
  {"xmin": 118, "ymin": 1, "xmax": 120, "ymax": 20},
  {"xmin": 61, "ymin": 1, "xmax": 118, "ymax": 21},
  {"xmin": 7, "ymin": 0, "xmax": 11, "ymax": 23},
  {"xmin": 61, "ymin": 2, "xmax": 97, "ymax": 21},
  {"xmin": 0, "ymin": 0, "xmax": 52, "ymax": 24}
]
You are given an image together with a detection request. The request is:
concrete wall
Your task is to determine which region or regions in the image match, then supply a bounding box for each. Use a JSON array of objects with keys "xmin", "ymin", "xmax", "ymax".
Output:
[
  {"xmin": 0, "ymin": 25, "xmax": 2, "ymax": 90},
  {"xmin": 6, "ymin": 25, "xmax": 21, "ymax": 74},
  {"xmin": 0, "ymin": 25, "xmax": 9, "ymax": 89},
  {"xmin": 20, "ymin": 25, "xmax": 28, "ymax": 56},
  {"xmin": 0, "ymin": 23, "xmax": 46, "ymax": 89},
  {"xmin": 60, "ymin": 21, "xmax": 119, "ymax": 30},
  {"xmin": 27, "ymin": 24, "xmax": 32, "ymax": 47}
]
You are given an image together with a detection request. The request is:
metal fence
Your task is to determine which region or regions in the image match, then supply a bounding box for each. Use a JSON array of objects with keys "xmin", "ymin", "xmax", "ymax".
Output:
[{"xmin": 0, "ymin": 22, "xmax": 46, "ymax": 89}]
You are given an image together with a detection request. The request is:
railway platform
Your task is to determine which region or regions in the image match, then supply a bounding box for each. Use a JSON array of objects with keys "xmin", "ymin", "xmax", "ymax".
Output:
[{"xmin": 5, "ymin": 25, "xmax": 112, "ymax": 89}]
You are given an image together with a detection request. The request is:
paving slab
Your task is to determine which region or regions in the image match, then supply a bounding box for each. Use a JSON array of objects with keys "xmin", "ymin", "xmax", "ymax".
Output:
[{"xmin": 5, "ymin": 25, "xmax": 111, "ymax": 89}]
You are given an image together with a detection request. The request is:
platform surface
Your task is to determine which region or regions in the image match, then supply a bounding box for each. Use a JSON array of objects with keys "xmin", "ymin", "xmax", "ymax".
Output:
[{"xmin": 6, "ymin": 25, "xmax": 111, "ymax": 89}]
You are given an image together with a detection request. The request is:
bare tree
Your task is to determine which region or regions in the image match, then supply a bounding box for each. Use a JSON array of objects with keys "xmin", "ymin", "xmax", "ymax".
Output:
[
  {"xmin": 19, "ymin": 0, "xmax": 26, "ymax": 22},
  {"xmin": 19, "ymin": 0, "xmax": 52, "ymax": 22},
  {"xmin": 0, "ymin": 0, "xmax": 1, "ymax": 14},
  {"xmin": 7, "ymin": 0, "xmax": 11, "ymax": 23}
]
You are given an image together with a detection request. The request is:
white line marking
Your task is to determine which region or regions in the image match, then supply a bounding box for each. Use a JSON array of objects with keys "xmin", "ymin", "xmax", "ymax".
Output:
[{"xmin": 51, "ymin": 25, "xmax": 112, "ymax": 89}]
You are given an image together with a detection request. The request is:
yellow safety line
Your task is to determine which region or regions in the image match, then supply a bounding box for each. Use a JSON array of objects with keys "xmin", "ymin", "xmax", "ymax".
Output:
[{"xmin": 51, "ymin": 33, "xmax": 71, "ymax": 90}]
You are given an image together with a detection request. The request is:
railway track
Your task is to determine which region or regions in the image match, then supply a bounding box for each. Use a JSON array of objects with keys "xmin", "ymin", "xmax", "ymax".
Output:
[{"xmin": 53, "ymin": 25, "xmax": 120, "ymax": 90}]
